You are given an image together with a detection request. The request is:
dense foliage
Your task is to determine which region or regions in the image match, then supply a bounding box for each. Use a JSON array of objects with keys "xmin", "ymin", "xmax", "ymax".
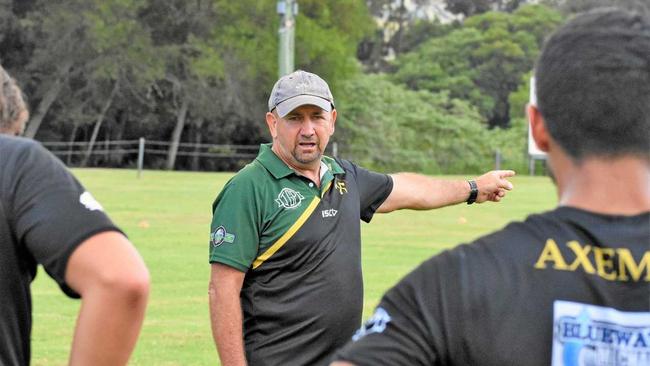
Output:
[{"xmin": 0, "ymin": 0, "xmax": 569, "ymax": 173}]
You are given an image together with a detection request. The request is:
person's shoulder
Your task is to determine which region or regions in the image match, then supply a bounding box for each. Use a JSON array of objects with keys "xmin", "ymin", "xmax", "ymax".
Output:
[
  {"xmin": 329, "ymin": 157, "xmax": 354, "ymax": 169},
  {"xmin": 0, "ymin": 135, "xmax": 44, "ymax": 155},
  {"xmin": 406, "ymin": 209, "xmax": 565, "ymax": 293},
  {"xmin": 470, "ymin": 208, "xmax": 563, "ymax": 248},
  {"xmin": 327, "ymin": 156, "xmax": 370, "ymax": 175},
  {"xmin": 430, "ymin": 208, "xmax": 565, "ymax": 271},
  {"xmin": 215, "ymin": 160, "xmax": 269, "ymax": 200},
  {"xmin": 227, "ymin": 160, "xmax": 270, "ymax": 185},
  {"xmin": 211, "ymin": 160, "xmax": 271, "ymax": 210},
  {"xmin": 0, "ymin": 136, "xmax": 54, "ymax": 169}
]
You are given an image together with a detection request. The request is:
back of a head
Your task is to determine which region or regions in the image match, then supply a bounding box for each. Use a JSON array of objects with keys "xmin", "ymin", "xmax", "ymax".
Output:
[
  {"xmin": 0, "ymin": 65, "xmax": 27, "ymax": 136},
  {"xmin": 535, "ymin": 7, "xmax": 650, "ymax": 161}
]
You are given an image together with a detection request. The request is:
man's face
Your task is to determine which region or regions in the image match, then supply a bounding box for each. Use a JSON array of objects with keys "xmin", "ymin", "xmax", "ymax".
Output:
[{"xmin": 267, "ymin": 104, "xmax": 336, "ymax": 170}]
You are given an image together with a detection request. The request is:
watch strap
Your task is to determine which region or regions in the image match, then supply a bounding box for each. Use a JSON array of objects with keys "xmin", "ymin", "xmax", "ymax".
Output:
[{"xmin": 466, "ymin": 180, "xmax": 478, "ymax": 205}]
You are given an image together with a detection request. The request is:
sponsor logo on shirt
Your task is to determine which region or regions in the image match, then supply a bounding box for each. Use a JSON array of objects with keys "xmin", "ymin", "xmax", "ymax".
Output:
[
  {"xmin": 533, "ymin": 239, "xmax": 650, "ymax": 282},
  {"xmin": 352, "ymin": 307, "xmax": 392, "ymax": 341},
  {"xmin": 552, "ymin": 300, "xmax": 650, "ymax": 366},
  {"xmin": 211, "ymin": 226, "xmax": 235, "ymax": 247},
  {"xmin": 79, "ymin": 191, "xmax": 104, "ymax": 211},
  {"xmin": 275, "ymin": 187, "xmax": 305, "ymax": 209},
  {"xmin": 322, "ymin": 209, "xmax": 338, "ymax": 218},
  {"xmin": 335, "ymin": 180, "xmax": 348, "ymax": 195}
]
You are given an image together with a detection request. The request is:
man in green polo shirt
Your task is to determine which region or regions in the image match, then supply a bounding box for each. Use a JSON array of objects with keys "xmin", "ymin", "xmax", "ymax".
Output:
[{"xmin": 208, "ymin": 70, "xmax": 515, "ymax": 366}]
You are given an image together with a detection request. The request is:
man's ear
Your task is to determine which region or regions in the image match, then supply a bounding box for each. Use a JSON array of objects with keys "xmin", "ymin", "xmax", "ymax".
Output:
[
  {"xmin": 265, "ymin": 112, "xmax": 278, "ymax": 139},
  {"xmin": 528, "ymin": 104, "xmax": 550, "ymax": 153},
  {"xmin": 330, "ymin": 108, "xmax": 337, "ymax": 135}
]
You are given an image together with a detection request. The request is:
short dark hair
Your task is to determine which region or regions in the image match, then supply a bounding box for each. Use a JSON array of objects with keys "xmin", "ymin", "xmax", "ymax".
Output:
[{"xmin": 535, "ymin": 7, "xmax": 650, "ymax": 161}]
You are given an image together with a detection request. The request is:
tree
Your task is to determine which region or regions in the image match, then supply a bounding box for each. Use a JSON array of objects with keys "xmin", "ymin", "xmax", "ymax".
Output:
[
  {"xmin": 18, "ymin": 1, "xmax": 92, "ymax": 139},
  {"xmin": 79, "ymin": 0, "xmax": 163, "ymax": 166},
  {"xmin": 336, "ymin": 73, "xmax": 496, "ymax": 174},
  {"xmin": 392, "ymin": 4, "xmax": 562, "ymax": 128},
  {"xmin": 1, "ymin": 0, "xmax": 378, "ymax": 171},
  {"xmin": 445, "ymin": 0, "xmax": 524, "ymax": 17},
  {"xmin": 359, "ymin": 0, "xmax": 455, "ymax": 72}
]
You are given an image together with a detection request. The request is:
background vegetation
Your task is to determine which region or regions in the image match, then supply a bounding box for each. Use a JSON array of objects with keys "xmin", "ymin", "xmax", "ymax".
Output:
[{"xmin": 1, "ymin": 0, "xmax": 643, "ymax": 173}]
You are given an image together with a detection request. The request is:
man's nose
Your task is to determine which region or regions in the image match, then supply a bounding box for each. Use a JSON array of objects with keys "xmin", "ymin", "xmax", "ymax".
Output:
[{"xmin": 300, "ymin": 119, "xmax": 316, "ymax": 135}]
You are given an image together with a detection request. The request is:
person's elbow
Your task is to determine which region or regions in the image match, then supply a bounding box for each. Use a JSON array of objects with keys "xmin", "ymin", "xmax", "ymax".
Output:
[
  {"xmin": 93, "ymin": 262, "xmax": 150, "ymax": 306},
  {"xmin": 116, "ymin": 265, "xmax": 150, "ymax": 305},
  {"xmin": 67, "ymin": 231, "xmax": 150, "ymax": 306}
]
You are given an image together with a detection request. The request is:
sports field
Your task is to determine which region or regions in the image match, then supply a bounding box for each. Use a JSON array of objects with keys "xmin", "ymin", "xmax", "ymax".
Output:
[{"xmin": 30, "ymin": 169, "xmax": 556, "ymax": 365}]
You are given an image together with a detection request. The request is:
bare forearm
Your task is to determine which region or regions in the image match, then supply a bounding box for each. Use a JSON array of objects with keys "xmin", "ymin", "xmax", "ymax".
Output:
[
  {"xmin": 69, "ymin": 283, "xmax": 148, "ymax": 366},
  {"xmin": 378, "ymin": 170, "xmax": 515, "ymax": 213},
  {"xmin": 378, "ymin": 173, "xmax": 469, "ymax": 212},
  {"xmin": 400, "ymin": 173, "xmax": 470, "ymax": 208},
  {"xmin": 209, "ymin": 277, "xmax": 247, "ymax": 366}
]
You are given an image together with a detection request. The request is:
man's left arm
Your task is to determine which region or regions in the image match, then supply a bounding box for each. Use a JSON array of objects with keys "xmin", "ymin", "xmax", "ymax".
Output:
[{"xmin": 377, "ymin": 170, "xmax": 515, "ymax": 213}]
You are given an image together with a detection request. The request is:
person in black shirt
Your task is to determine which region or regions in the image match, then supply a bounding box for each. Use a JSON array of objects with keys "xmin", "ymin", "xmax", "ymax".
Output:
[
  {"xmin": 332, "ymin": 7, "xmax": 650, "ymax": 366},
  {"xmin": 0, "ymin": 65, "xmax": 150, "ymax": 366}
]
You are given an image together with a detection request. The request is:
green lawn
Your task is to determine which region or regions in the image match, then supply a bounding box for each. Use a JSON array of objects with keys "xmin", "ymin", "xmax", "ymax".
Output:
[{"xmin": 30, "ymin": 169, "xmax": 556, "ymax": 365}]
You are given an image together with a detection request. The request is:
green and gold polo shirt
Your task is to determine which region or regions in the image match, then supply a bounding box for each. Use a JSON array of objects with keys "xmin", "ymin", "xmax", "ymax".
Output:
[{"xmin": 209, "ymin": 143, "xmax": 393, "ymax": 366}]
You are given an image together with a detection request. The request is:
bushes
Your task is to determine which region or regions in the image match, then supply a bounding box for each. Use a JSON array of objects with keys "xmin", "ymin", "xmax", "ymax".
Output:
[{"xmin": 334, "ymin": 73, "xmax": 528, "ymax": 174}]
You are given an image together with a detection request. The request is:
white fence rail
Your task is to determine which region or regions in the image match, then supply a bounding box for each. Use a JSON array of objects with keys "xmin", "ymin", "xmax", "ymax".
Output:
[
  {"xmin": 40, "ymin": 138, "xmax": 340, "ymax": 174},
  {"xmin": 41, "ymin": 139, "xmax": 262, "ymax": 158}
]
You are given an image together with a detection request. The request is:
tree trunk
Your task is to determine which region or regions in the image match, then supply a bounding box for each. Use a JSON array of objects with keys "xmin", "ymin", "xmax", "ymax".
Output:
[
  {"xmin": 23, "ymin": 60, "xmax": 73, "ymax": 139},
  {"xmin": 191, "ymin": 117, "xmax": 204, "ymax": 171},
  {"xmin": 66, "ymin": 122, "xmax": 78, "ymax": 165},
  {"xmin": 81, "ymin": 81, "xmax": 120, "ymax": 167},
  {"xmin": 165, "ymin": 97, "xmax": 189, "ymax": 170},
  {"xmin": 110, "ymin": 109, "xmax": 128, "ymax": 165}
]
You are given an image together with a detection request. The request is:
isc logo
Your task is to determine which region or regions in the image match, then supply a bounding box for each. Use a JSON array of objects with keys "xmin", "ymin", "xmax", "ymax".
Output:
[{"xmin": 321, "ymin": 209, "xmax": 338, "ymax": 218}]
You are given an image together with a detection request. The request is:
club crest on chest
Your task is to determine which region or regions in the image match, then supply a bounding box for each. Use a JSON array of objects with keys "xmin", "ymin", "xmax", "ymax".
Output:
[{"xmin": 275, "ymin": 187, "xmax": 305, "ymax": 209}]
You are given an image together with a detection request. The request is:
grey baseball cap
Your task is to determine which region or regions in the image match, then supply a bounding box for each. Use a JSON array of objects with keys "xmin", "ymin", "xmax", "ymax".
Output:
[{"xmin": 268, "ymin": 70, "xmax": 335, "ymax": 117}]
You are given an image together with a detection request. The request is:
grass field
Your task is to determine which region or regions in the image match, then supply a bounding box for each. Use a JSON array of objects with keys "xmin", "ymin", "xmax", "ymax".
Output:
[{"xmin": 30, "ymin": 169, "xmax": 556, "ymax": 365}]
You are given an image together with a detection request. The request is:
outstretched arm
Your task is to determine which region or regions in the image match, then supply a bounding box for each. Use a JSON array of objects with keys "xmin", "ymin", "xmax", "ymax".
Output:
[
  {"xmin": 65, "ymin": 231, "xmax": 150, "ymax": 366},
  {"xmin": 377, "ymin": 170, "xmax": 515, "ymax": 213},
  {"xmin": 209, "ymin": 263, "xmax": 248, "ymax": 366}
]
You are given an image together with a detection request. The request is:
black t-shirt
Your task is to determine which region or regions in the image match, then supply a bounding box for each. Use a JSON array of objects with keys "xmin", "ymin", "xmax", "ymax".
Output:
[
  {"xmin": 0, "ymin": 136, "xmax": 120, "ymax": 365},
  {"xmin": 335, "ymin": 206, "xmax": 650, "ymax": 365}
]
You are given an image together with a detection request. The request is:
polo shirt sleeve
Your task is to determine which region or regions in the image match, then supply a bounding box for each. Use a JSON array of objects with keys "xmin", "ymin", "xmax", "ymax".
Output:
[
  {"xmin": 9, "ymin": 141, "xmax": 121, "ymax": 298},
  {"xmin": 209, "ymin": 176, "xmax": 259, "ymax": 272},
  {"xmin": 339, "ymin": 160, "xmax": 393, "ymax": 223}
]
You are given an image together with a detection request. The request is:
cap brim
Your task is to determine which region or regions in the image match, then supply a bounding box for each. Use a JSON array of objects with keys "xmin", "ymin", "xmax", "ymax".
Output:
[{"xmin": 275, "ymin": 95, "xmax": 332, "ymax": 117}]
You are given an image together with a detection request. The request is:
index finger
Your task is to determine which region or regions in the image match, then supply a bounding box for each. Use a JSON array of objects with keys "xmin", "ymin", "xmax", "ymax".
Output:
[{"xmin": 496, "ymin": 170, "xmax": 516, "ymax": 178}]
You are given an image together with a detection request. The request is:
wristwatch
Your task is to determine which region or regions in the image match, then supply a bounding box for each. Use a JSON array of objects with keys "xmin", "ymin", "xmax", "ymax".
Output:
[{"xmin": 466, "ymin": 180, "xmax": 478, "ymax": 205}]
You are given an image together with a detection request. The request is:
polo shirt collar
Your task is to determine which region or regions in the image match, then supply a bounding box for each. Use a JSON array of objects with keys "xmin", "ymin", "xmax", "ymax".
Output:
[{"xmin": 255, "ymin": 143, "xmax": 344, "ymax": 179}]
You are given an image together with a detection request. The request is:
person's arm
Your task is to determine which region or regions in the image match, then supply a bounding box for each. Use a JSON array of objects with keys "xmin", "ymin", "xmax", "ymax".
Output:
[
  {"xmin": 377, "ymin": 170, "xmax": 515, "ymax": 213},
  {"xmin": 331, "ymin": 362, "xmax": 355, "ymax": 366},
  {"xmin": 209, "ymin": 263, "xmax": 247, "ymax": 366},
  {"xmin": 65, "ymin": 231, "xmax": 150, "ymax": 366}
]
